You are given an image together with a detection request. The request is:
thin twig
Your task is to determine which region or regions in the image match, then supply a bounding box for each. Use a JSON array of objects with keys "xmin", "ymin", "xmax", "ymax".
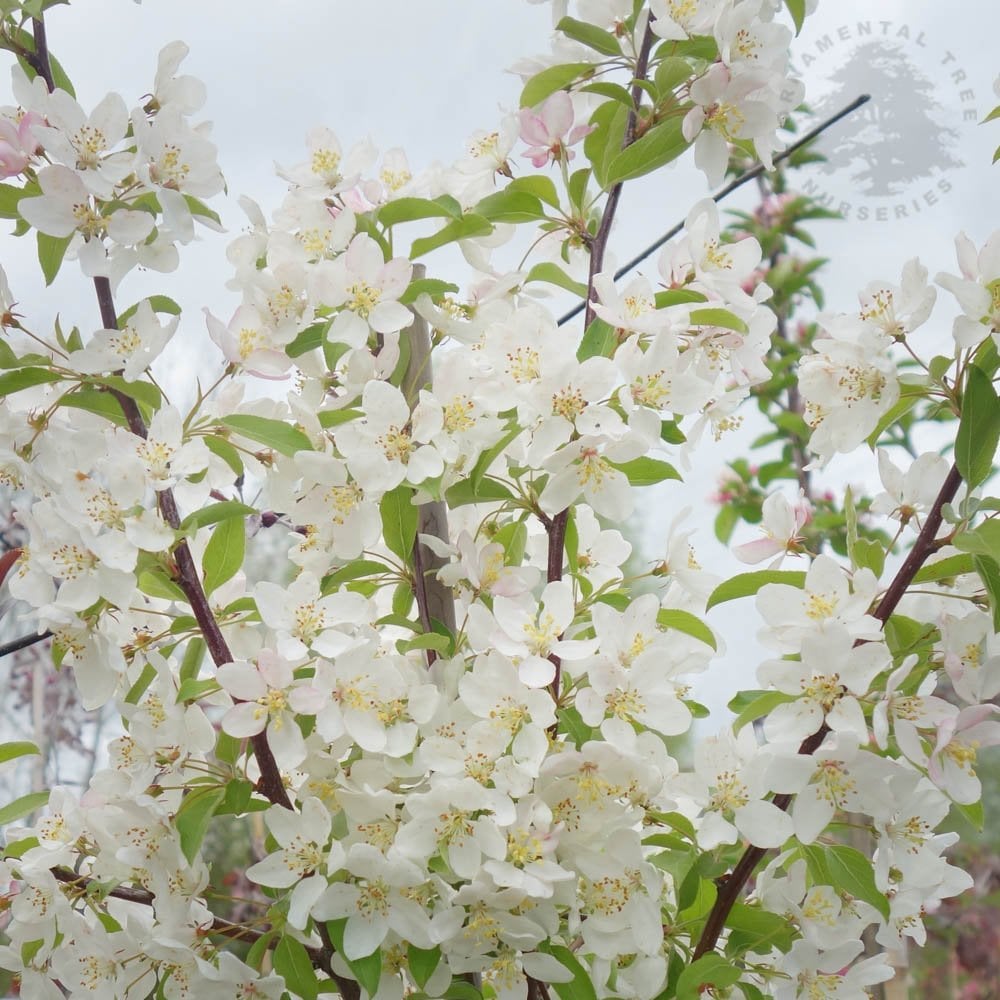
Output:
[
  {"xmin": 557, "ymin": 93, "xmax": 872, "ymax": 326},
  {"xmin": 0, "ymin": 630, "xmax": 51, "ymax": 659}
]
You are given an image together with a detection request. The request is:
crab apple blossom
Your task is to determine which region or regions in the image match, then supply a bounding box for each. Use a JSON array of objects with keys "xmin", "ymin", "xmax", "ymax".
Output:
[
  {"xmin": 518, "ymin": 91, "xmax": 592, "ymax": 168},
  {"xmin": 0, "ymin": 1, "xmax": 996, "ymax": 998}
]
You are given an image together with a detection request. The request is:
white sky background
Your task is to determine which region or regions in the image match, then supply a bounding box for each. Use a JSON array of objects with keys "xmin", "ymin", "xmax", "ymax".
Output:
[{"xmin": 1, "ymin": 0, "xmax": 998, "ymax": 722}]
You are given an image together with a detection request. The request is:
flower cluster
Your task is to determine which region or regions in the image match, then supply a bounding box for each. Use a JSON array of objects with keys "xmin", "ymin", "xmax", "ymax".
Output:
[{"xmin": 0, "ymin": 1, "xmax": 996, "ymax": 999}]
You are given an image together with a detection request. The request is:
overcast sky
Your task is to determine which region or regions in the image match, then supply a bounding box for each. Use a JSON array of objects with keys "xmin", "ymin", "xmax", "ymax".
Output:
[{"xmin": 2, "ymin": 0, "xmax": 997, "ymax": 718}]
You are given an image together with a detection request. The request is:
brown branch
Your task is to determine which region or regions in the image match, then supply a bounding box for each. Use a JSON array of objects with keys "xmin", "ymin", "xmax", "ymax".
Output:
[
  {"xmin": 95, "ymin": 275, "xmax": 292, "ymax": 809},
  {"xmin": 49, "ymin": 866, "xmax": 302, "ymax": 953},
  {"xmin": 28, "ymin": 18, "xmax": 55, "ymax": 92},
  {"xmin": 691, "ymin": 461, "xmax": 964, "ymax": 959}
]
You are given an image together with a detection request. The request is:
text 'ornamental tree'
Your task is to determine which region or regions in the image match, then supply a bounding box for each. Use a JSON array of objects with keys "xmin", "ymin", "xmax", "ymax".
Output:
[{"xmin": 0, "ymin": 1, "xmax": 999, "ymax": 998}]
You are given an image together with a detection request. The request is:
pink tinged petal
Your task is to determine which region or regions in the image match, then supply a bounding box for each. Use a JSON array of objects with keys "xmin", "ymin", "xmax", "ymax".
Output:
[
  {"xmin": 221, "ymin": 702, "xmax": 267, "ymax": 739},
  {"xmin": 540, "ymin": 91, "xmax": 574, "ymax": 139},
  {"xmin": 257, "ymin": 650, "xmax": 294, "ymax": 689},
  {"xmin": 735, "ymin": 800, "xmax": 794, "ymax": 848},
  {"xmin": 288, "ymin": 686, "xmax": 326, "ymax": 716},
  {"xmin": 518, "ymin": 109, "xmax": 551, "ymax": 147},
  {"xmin": 378, "ymin": 257, "xmax": 412, "ymax": 299}
]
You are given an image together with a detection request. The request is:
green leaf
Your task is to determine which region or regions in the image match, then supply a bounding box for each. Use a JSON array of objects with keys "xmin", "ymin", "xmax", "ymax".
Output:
[
  {"xmin": 175, "ymin": 786, "xmax": 226, "ymax": 865},
  {"xmin": 203, "ymin": 434, "xmax": 245, "ymax": 476},
  {"xmin": 378, "ymin": 197, "xmax": 459, "ymax": 227},
  {"xmin": 474, "ymin": 190, "xmax": 545, "ymax": 224},
  {"xmin": 556, "ymin": 16, "xmax": 622, "ymax": 55},
  {"xmin": 784, "ymin": 0, "xmax": 806, "ymax": 32},
  {"xmin": 0, "ymin": 367, "xmax": 62, "ymax": 397},
  {"xmin": 285, "ymin": 321, "xmax": 327, "ymax": 358},
  {"xmin": 0, "ymin": 741, "xmax": 39, "ymax": 765},
  {"xmin": 586, "ymin": 100, "xmax": 629, "ymax": 189},
  {"xmin": 954, "ymin": 520, "xmax": 1000, "ymax": 561},
  {"xmin": 183, "ymin": 194, "xmax": 222, "ymax": 227},
  {"xmin": 322, "ymin": 560, "xmax": 391, "ymax": 591},
  {"xmin": 180, "ymin": 500, "xmax": 256, "ymax": 533},
  {"xmin": 609, "ymin": 456, "xmax": 681, "ymax": 486},
  {"xmin": 410, "ymin": 214, "xmax": 493, "ymax": 258},
  {"xmin": 725, "ymin": 903, "xmax": 795, "ymax": 954},
  {"xmin": 219, "ymin": 778, "xmax": 255, "ymax": 817},
  {"xmin": 580, "ymin": 81, "xmax": 634, "ymax": 106},
  {"xmin": 380, "ymin": 486, "xmax": 418, "ymax": 562},
  {"xmin": 0, "ymin": 790, "xmax": 49, "ymax": 827},
  {"xmin": 92, "ymin": 375, "xmax": 162, "ymax": 412},
  {"xmin": 956, "ymin": 364, "xmax": 1000, "ymax": 488},
  {"xmin": 714, "ymin": 503, "xmax": 740, "ymax": 544},
  {"xmin": 202, "ymin": 516, "xmax": 245, "ymax": 596},
  {"xmin": 728, "ymin": 689, "xmax": 796, "ymax": 734},
  {"xmin": 805, "ymin": 844, "xmax": 890, "ymax": 920},
  {"xmin": 219, "ymin": 414, "xmax": 313, "ymax": 457},
  {"xmin": 865, "ymin": 394, "xmax": 920, "ymax": 449},
  {"xmin": 654, "ymin": 56, "xmax": 694, "ymax": 96},
  {"xmin": 656, "ymin": 608, "xmax": 716, "ymax": 650},
  {"xmin": 655, "ymin": 288, "xmax": 707, "ymax": 308},
  {"xmin": 0, "ymin": 182, "xmax": 26, "ymax": 219},
  {"xmin": 117, "ymin": 295, "xmax": 182, "ymax": 325},
  {"xmin": 444, "ymin": 477, "xmax": 515, "ymax": 507},
  {"xmin": 853, "ymin": 537, "xmax": 885, "ymax": 578},
  {"xmin": 974, "ymin": 554, "xmax": 1000, "ymax": 631},
  {"xmin": 526, "ymin": 261, "xmax": 588, "ymax": 300},
  {"xmin": 273, "ymin": 935, "xmax": 320, "ymax": 1000},
  {"xmin": 398, "ymin": 278, "xmax": 460, "ymax": 305},
  {"xmin": 568, "ymin": 167, "xmax": 590, "ymax": 210},
  {"xmin": 397, "ymin": 632, "xmax": 451, "ymax": 655},
  {"xmin": 520, "ymin": 61, "xmax": 595, "ymax": 108},
  {"xmin": 675, "ymin": 954, "xmax": 741, "ymax": 999},
  {"xmin": 407, "ymin": 945, "xmax": 441, "ymax": 989},
  {"xmin": 557, "ymin": 706, "xmax": 596, "ymax": 748},
  {"xmin": 175, "ymin": 677, "xmax": 222, "ymax": 703},
  {"xmin": 604, "ymin": 117, "xmax": 688, "ymax": 186},
  {"xmin": 689, "ymin": 307, "xmax": 748, "ymax": 333},
  {"xmin": 577, "ymin": 317, "xmax": 617, "ymax": 361},
  {"xmin": 706, "ymin": 570, "xmax": 806, "ymax": 610},
  {"xmin": 912, "ymin": 553, "xmax": 975, "ymax": 583},
  {"xmin": 537, "ymin": 942, "xmax": 599, "ymax": 1000},
  {"xmin": 953, "ymin": 797, "xmax": 984, "ymax": 833},
  {"xmin": 325, "ymin": 918, "xmax": 382, "ymax": 996},
  {"xmin": 36, "ymin": 231, "xmax": 72, "ymax": 286},
  {"xmin": 506, "ymin": 174, "xmax": 561, "ymax": 209}
]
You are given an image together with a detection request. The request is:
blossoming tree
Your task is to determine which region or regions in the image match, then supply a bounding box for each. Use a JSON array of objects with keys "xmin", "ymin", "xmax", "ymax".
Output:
[{"xmin": 0, "ymin": 0, "xmax": 998, "ymax": 998}]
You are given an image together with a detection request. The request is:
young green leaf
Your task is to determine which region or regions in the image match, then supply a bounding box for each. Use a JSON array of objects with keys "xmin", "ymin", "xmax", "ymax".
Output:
[
  {"xmin": 175, "ymin": 786, "xmax": 226, "ymax": 865},
  {"xmin": 520, "ymin": 62, "xmax": 594, "ymax": 108},
  {"xmin": 202, "ymin": 515, "xmax": 246, "ymax": 596},
  {"xmin": 219, "ymin": 414, "xmax": 313, "ymax": 456},
  {"xmin": 706, "ymin": 570, "xmax": 807, "ymax": 610},
  {"xmin": 380, "ymin": 486, "xmax": 418, "ymax": 562}
]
